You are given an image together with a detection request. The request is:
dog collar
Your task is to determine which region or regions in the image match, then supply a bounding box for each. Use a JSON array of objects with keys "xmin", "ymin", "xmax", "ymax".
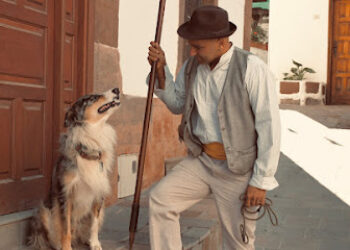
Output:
[{"xmin": 75, "ymin": 143, "xmax": 102, "ymax": 161}]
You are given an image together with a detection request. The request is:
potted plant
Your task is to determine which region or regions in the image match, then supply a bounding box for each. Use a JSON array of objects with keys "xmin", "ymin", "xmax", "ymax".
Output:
[
  {"xmin": 283, "ymin": 60, "xmax": 316, "ymax": 80},
  {"xmin": 279, "ymin": 60, "xmax": 323, "ymax": 105}
]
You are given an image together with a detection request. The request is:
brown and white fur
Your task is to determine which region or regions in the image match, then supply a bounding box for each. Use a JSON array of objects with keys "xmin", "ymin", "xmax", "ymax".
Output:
[{"xmin": 28, "ymin": 88, "xmax": 121, "ymax": 250}]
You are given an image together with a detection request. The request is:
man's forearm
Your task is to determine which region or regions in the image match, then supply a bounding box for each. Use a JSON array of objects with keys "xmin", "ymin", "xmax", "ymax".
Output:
[{"xmin": 156, "ymin": 67, "xmax": 166, "ymax": 89}]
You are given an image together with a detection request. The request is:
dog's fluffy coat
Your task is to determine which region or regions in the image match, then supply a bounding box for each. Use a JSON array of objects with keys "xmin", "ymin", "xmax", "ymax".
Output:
[{"xmin": 28, "ymin": 88, "xmax": 120, "ymax": 250}]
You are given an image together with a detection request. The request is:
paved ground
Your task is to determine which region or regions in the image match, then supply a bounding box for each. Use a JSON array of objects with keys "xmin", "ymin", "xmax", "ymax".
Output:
[
  {"xmin": 255, "ymin": 153, "xmax": 350, "ymax": 250},
  {"xmin": 279, "ymin": 104, "xmax": 350, "ymax": 129},
  {"xmin": 256, "ymin": 105, "xmax": 350, "ymax": 250}
]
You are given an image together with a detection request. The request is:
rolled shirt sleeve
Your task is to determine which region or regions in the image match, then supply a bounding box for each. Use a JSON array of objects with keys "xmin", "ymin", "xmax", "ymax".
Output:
[
  {"xmin": 146, "ymin": 61, "xmax": 188, "ymax": 114},
  {"xmin": 245, "ymin": 55, "xmax": 281, "ymax": 191}
]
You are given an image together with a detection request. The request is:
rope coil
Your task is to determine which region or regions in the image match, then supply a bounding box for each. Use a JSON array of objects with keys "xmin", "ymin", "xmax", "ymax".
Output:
[{"xmin": 239, "ymin": 194, "xmax": 278, "ymax": 244}]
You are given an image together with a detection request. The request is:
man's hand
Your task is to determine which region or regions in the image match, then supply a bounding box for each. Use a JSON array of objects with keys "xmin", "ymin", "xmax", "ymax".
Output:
[
  {"xmin": 244, "ymin": 185, "xmax": 266, "ymax": 207},
  {"xmin": 148, "ymin": 41, "xmax": 167, "ymax": 89},
  {"xmin": 148, "ymin": 42, "xmax": 166, "ymax": 68}
]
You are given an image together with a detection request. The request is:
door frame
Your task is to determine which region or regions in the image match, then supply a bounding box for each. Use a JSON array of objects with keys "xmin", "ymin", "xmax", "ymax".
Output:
[
  {"xmin": 51, "ymin": 0, "xmax": 95, "ymax": 188},
  {"xmin": 327, "ymin": 0, "xmax": 334, "ymax": 104}
]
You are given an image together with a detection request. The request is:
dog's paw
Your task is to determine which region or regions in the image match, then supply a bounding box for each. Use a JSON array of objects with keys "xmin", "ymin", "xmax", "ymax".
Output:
[{"xmin": 90, "ymin": 241, "xmax": 102, "ymax": 250}]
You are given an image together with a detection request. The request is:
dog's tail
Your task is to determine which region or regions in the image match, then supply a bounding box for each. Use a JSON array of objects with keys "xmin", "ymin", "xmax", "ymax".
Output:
[{"xmin": 27, "ymin": 203, "xmax": 53, "ymax": 250}]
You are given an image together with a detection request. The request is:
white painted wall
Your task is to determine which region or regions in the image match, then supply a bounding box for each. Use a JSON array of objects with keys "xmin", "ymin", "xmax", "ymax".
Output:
[
  {"xmin": 119, "ymin": 0, "xmax": 179, "ymax": 97},
  {"xmin": 219, "ymin": 0, "xmax": 245, "ymax": 48},
  {"xmin": 269, "ymin": 0, "xmax": 329, "ymax": 82},
  {"xmin": 119, "ymin": 1, "xmax": 246, "ymax": 96}
]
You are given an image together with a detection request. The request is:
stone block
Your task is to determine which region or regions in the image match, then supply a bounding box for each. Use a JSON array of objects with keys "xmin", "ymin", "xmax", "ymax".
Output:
[
  {"xmin": 280, "ymin": 99, "xmax": 300, "ymax": 105},
  {"xmin": 0, "ymin": 222, "xmax": 21, "ymax": 249},
  {"xmin": 280, "ymin": 81, "xmax": 299, "ymax": 94},
  {"xmin": 305, "ymin": 98, "xmax": 323, "ymax": 105},
  {"xmin": 95, "ymin": 0, "xmax": 119, "ymax": 47},
  {"xmin": 305, "ymin": 81, "xmax": 319, "ymax": 94},
  {"xmin": 94, "ymin": 43, "xmax": 122, "ymax": 93}
]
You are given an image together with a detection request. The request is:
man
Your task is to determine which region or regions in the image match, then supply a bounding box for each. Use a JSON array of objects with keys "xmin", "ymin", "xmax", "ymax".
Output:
[{"xmin": 147, "ymin": 5, "xmax": 280, "ymax": 250}]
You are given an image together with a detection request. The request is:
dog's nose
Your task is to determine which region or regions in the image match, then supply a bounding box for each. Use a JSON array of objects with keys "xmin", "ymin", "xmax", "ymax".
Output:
[{"xmin": 112, "ymin": 88, "xmax": 120, "ymax": 95}]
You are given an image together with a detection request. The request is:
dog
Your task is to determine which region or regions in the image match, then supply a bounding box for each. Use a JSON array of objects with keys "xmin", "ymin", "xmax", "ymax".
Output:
[{"xmin": 28, "ymin": 88, "xmax": 121, "ymax": 250}]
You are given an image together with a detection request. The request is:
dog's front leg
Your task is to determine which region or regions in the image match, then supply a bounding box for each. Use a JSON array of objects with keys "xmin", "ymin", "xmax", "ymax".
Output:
[
  {"xmin": 59, "ymin": 170, "xmax": 77, "ymax": 250},
  {"xmin": 89, "ymin": 200, "xmax": 104, "ymax": 250},
  {"xmin": 60, "ymin": 197, "xmax": 72, "ymax": 250}
]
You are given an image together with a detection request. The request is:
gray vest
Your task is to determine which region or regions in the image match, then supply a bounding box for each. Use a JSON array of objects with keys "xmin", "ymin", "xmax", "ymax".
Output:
[{"xmin": 178, "ymin": 47, "xmax": 257, "ymax": 175}]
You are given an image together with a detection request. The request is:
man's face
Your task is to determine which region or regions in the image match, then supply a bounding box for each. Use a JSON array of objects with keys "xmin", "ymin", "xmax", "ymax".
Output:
[{"xmin": 188, "ymin": 39, "xmax": 221, "ymax": 64}]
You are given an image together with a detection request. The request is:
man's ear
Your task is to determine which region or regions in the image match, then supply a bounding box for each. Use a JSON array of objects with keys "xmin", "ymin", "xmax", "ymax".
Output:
[{"xmin": 219, "ymin": 37, "xmax": 226, "ymax": 47}]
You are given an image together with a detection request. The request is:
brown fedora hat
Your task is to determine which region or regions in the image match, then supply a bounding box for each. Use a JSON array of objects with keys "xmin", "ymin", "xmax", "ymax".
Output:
[{"xmin": 177, "ymin": 5, "xmax": 237, "ymax": 40}]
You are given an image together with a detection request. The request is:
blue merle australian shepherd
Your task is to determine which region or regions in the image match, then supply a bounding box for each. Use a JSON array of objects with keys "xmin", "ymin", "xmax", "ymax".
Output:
[{"xmin": 28, "ymin": 88, "xmax": 120, "ymax": 250}]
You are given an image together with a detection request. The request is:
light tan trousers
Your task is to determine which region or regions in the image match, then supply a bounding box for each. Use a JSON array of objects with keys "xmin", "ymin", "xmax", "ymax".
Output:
[{"xmin": 149, "ymin": 153, "xmax": 257, "ymax": 250}]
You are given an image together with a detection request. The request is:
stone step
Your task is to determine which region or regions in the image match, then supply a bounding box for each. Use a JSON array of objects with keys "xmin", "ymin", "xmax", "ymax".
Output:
[
  {"xmin": 2, "ymin": 157, "xmax": 221, "ymax": 250},
  {"xmin": 2, "ymin": 193, "xmax": 220, "ymax": 250}
]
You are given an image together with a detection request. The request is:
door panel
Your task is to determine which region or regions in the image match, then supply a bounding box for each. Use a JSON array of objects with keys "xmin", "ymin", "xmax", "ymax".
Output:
[
  {"xmin": 331, "ymin": 0, "xmax": 350, "ymax": 104},
  {"xmin": 0, "ymin": 99, "xmax": 13, "ymax": 180},
  {"xmin": 0, "ymin": 0, "xmax": 53, "ymax": 214},
  {"xmin": 63, "ymin": 0, "xmax": 78, "ymax": 110}
]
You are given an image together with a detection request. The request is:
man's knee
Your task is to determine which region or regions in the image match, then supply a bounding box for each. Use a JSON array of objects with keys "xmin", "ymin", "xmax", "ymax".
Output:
[{"xmin": 149, "ymin": 184, "xmax": 169, "ymax": 214}]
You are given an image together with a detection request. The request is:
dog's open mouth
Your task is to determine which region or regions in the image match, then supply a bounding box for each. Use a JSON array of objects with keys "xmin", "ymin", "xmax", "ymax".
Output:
[{"xmin": 98, "ymin": 98, "xmax": 120, "ymax": 114}]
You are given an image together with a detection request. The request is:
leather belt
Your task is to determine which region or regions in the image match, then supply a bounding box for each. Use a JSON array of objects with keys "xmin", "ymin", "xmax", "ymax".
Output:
[{"xmin": 202, "ymin": 142, "xmax": 226, "ymax": 160}]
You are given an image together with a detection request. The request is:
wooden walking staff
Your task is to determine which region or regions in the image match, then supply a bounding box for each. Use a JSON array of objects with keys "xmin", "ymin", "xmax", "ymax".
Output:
[{"xmin": 128, "ymin": 0, "xmax": 166, "ymax": 249}]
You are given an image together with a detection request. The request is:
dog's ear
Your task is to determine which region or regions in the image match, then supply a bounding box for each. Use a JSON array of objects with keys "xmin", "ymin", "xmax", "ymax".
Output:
[{"xmin": 64, "ymin": 107, "xmax": 75, "ymax": 128}]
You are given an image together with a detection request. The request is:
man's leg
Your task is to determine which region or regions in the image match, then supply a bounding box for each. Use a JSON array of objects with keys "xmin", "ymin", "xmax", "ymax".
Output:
[
  {"xmin": 149, "ymin": 156, "xmax": 211, "ymax": 250},
  {"xmin": 200, "ymin": 154, "xmax": 257, "ymax": 250}
]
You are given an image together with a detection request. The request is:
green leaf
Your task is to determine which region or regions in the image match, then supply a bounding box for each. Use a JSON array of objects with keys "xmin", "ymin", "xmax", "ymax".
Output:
[
  {"xmin": 292, "ymin": 60, "xmax": 302, "ymax": 68},
  {"xmin": 291, "ymin": 67, "xmax": 298, "ymax": 74},
  {"xmin": 304, "ymin": 67, "xmax": 316, "ymax": 73}
]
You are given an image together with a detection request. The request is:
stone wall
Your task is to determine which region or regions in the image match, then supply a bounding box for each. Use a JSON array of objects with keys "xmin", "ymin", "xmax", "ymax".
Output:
[
  {"xmin": 93, "ymin": 0, "xmax": 187, "ymax": 205},
  {"xmin": 278, "ymin": 80, "xmax": 326, "ymax": 106}
]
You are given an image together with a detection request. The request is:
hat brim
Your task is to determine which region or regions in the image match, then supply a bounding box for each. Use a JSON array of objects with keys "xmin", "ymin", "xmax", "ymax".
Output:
[{"xmin": 177, "ymin": 21, "xmax": 237, "ymax": 40}]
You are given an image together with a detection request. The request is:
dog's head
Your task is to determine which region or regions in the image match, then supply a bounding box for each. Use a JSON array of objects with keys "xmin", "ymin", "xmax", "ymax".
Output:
[{"xmin": 64, "ymin": 88, "xmax": 120, "ymax": 128}]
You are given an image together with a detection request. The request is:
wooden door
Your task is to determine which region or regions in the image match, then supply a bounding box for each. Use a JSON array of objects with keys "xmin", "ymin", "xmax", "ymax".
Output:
[
  {"xmin": 0, "ymin": 0, "xmax": 54, "ymax": 214},
  {"xmin": 329, "ymin": 0, "xmax": 350, "ymax": 104},
  {"xmin": 0, "ymin": 0, "xmax": 93, "ymax": 215}
]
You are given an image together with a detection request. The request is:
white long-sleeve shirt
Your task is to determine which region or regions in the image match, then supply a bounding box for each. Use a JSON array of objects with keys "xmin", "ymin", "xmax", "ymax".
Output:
[{"xmin": 151, "ymin": 46, "xmax": 281, "ymax": 191}]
